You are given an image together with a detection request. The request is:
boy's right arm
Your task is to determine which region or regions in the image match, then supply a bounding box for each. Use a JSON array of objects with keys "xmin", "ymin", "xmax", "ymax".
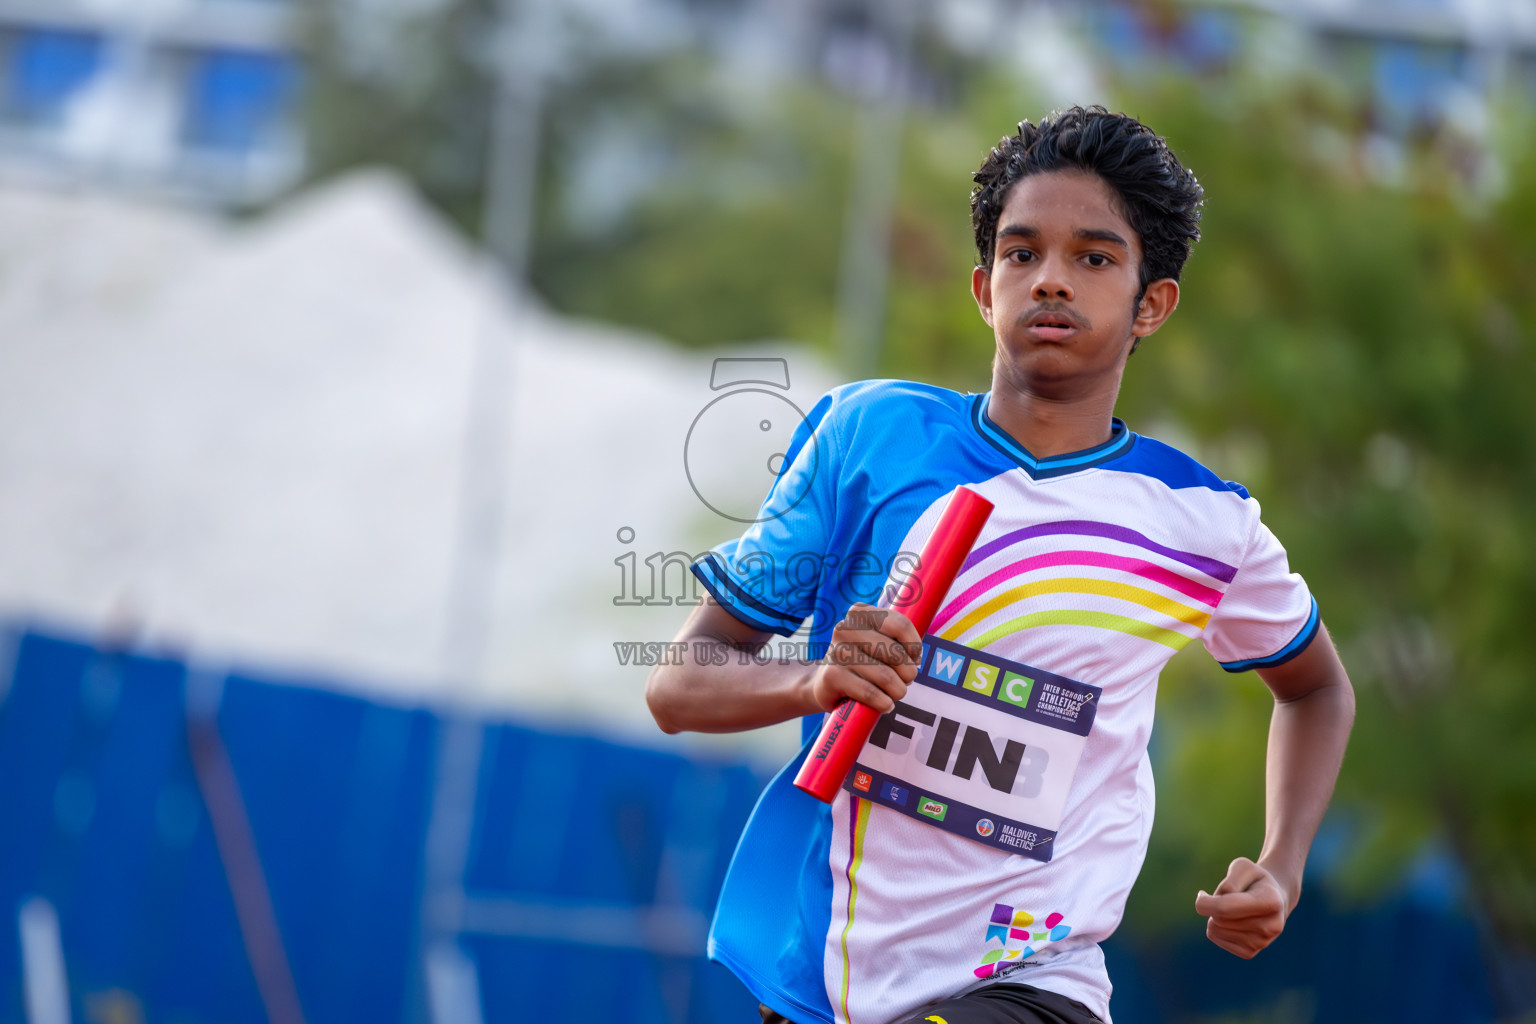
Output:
[{"xmin": 645, "ymin": 598, "xmax": 921, "ymax": 735}]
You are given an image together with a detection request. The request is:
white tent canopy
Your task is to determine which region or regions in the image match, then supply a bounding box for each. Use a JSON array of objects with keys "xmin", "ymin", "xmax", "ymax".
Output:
[{"xmin": 0, "ymin": 171, "xmax": 835, "ymax": 755}]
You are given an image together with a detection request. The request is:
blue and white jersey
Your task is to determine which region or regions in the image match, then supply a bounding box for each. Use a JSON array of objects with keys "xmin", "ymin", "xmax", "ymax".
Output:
[{"xmin": 692, "ymin": 380, "xmax": 1318, "ymax": 1024}]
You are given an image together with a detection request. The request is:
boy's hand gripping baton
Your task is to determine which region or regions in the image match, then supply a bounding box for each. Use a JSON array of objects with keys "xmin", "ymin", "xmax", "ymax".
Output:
[{"xmin": 793, "ymin": 486, "xmax": 995, "ymax": 802}]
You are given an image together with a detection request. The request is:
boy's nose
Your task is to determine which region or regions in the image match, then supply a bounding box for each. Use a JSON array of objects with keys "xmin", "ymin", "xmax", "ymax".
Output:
[{"xmin": 1031, "ymin": 263, "xmax": 1074, "ymax": 301}]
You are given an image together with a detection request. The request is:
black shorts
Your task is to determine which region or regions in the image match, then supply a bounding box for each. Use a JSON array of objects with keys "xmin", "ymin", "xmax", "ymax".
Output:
[{"xmin": 758, "ymin": 983, "xmax": 1103, "ymax": 1024}]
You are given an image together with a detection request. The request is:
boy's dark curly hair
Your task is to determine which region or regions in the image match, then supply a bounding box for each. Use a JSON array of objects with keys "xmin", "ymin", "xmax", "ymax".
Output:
[{"xmin": 970, "ymin": 105, "xmax": 1205, "ymax": 294}]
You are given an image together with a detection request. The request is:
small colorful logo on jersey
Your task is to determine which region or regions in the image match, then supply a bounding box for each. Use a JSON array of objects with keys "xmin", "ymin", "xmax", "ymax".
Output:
[
  {"xmin": 918, "ymin": 797, "xmax": 947, "ymax": 821},
  {"xmin": 998, "ymin": 672, "xmax": 1034, "ymax": 708},
  {"xmin": 975, "ymin": 818, "xmax": 996, "ymax": 838},
  {"xmin": 927, "ymin": 647, "xmax": 966, "ymax": 684},
  {"xmin": 916, "ymin": 640, "xmax": 1103, "ymax": 734},
  {"xmin": 853, "ymin": 771, "xmax": 872, "ymax": 792},
  {"xmin": 880, "ymin": 781, "xmax": 909, "ymax": 807},
  {"xmin": 963, "ymin": 659, "xmax": 1000, "ymax": 697},
  {"xmin": 974, "ymin": 904, "xmax": 1072, "ymax": 979}
]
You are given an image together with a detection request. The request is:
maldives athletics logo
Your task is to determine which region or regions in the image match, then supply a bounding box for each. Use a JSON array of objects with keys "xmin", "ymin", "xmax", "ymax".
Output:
[
  {"xmin": 975, "ymin": 818, "xmax": 996, "ymax": 838},
  {"xmin": 975, "ymin": 903, "xmax": 1072, "ymax": 979}
]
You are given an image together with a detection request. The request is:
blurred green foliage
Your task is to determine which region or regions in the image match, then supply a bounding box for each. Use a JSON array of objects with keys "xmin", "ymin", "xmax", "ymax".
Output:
[
  {"xmin": 299, "ymin": 0, "xmax": 497, "ymax": 231},
  {"xmin": 300, "ymin": 2, "xmax": 1536, "ymax": 995},
  {"xmin": 535, "ymin": 78, "xmax": 852, "ymax": 347}
]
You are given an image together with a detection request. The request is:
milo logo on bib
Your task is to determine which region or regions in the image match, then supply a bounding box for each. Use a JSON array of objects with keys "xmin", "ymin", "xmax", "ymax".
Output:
[{"xmin": 844, "ymin": 636, "xmax": 1101, "ymax": 861}]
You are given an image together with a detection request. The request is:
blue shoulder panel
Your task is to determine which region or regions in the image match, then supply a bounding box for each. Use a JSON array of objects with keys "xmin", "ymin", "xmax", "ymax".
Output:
[{"xmin": 1100, "ymin": 435, "xmax": 1251, "ymax": 499}]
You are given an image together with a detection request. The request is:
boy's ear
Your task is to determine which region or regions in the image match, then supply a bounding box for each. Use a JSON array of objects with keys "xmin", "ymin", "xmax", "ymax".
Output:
[
  {"xmin": 1132, "ymin": 278, "xmax": 1180, "ymax": 339},
  {"xmin": 971, "ymin": 266, "xmax": 994, "ymax": 328}
]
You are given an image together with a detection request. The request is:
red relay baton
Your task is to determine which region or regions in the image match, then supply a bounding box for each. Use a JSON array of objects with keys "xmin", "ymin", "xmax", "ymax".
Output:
[{"xmin": 793, "ymin": 486, "xmax": 995, "ymax": 802}]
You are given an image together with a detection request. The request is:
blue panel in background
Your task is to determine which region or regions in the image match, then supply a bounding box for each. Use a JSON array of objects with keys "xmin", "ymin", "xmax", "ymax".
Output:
[
  {"xmin": 5, "ymin": 28, "xmax": 104, "ymax": 124},
  {"xmin": 58, "ymin": 653, "xmax": 186, "ymax": 994},
  {"xmin": 460, "ymin": 720, "xmax": 769, "ymax": 1023},
  {"xmin": 1374, "ymin": 40, "xmax": 1467, "ymax": 126},
  {"xmin": 1176, "ymin": 9, "xmax": 1240, "ymax": 69},
  {"xmin": 0, "ymin": 635, "xmax": 268, "ymax": 1024},
  {"xmin": 466, "ymin": 723, "xmax": 762, "ymax": 911},
  {"xmin": 216, "ymin": 673, "xmax": 437, "ymax": 1024},
  {"xmin": 182, "ymin": 48, "xmax": 298, "ymax": 153},
  {"xmin": 0, "ymin": 633, "xmax": 93, "ymax": 1021},
  {"xmin": 141, "ymin": 761, "xmax": 265, "ymax": 1024}
]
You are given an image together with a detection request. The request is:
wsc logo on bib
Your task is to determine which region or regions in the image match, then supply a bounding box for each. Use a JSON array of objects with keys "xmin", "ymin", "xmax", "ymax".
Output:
[{"xmin": 976, "ymin": 818, "xmax": 996, "ymax": 838}]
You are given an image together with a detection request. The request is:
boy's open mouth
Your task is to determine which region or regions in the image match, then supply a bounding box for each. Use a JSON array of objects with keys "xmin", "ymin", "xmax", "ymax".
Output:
[{"xmin": 1023, "ymin": 308, "xmax": 1084, "ymax": 340}]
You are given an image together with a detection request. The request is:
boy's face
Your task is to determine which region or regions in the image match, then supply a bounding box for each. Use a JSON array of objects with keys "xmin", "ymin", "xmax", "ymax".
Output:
[{"xmin": 971, "ymin": 170, "xmax": 1177, "ymax": 401}]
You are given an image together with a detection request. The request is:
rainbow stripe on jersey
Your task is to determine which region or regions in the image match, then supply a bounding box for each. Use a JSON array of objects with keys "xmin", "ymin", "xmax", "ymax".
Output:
[{"xmin": 931, "ymin": 522, "xmax": 1237, "ymax": 653}]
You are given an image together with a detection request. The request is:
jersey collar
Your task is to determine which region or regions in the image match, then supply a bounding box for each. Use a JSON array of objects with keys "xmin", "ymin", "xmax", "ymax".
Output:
[{"xmin": 970, "ymin": 392, "xmax": 1136, "ymax": 479}]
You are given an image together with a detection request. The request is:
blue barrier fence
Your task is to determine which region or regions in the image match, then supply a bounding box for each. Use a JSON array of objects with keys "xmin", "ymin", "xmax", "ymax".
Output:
[
  {"xmin": 0, "ymin": 629, "xmax": 765, "ymax": 1024},
  {"xmin": 0, "ymin": 626, "xmax": 1507, "ymax": 1023}
]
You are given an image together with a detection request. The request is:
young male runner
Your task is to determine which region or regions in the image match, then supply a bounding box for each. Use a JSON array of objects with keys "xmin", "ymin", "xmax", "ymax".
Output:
[{"xmin": 646, "ymin": 106, "xmax": 1355, "ymax": 1024}]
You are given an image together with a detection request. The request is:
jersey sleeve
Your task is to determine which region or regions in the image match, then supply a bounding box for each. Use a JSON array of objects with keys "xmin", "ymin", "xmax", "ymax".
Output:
[
  {"xmin": 1202, "ymin": 511, "xmax": 1320, "ymax": 673},
  {"xmin": 691, "ymin": 389, "xmax": 844, "ymax": 636}
]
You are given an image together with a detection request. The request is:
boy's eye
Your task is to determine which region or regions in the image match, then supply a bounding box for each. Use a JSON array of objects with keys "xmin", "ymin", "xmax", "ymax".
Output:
[
  {"xmin": 1008, "ymin": 249, "xmax": 1034, "ymax": 263},
  {"xmin": 1085, "ymin": 253, "xmax": 1109, "ymax": 267}
]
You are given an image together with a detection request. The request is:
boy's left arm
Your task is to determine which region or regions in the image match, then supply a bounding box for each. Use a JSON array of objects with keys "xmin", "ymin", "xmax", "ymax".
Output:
[{"xmin": 1195, "ymin": 622, "xmax": 1356, "ymax": 958}]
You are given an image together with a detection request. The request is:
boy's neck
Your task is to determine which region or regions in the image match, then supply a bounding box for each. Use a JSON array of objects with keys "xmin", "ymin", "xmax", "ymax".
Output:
[{"xmin": 985, "ymin": 384, "xmax": 1121, "ymax": 459}]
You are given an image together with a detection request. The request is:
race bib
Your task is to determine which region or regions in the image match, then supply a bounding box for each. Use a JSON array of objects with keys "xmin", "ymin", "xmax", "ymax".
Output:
[{"xmin": 843, "ymin": 635, "xmax": 1101, "ymax": 861}]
